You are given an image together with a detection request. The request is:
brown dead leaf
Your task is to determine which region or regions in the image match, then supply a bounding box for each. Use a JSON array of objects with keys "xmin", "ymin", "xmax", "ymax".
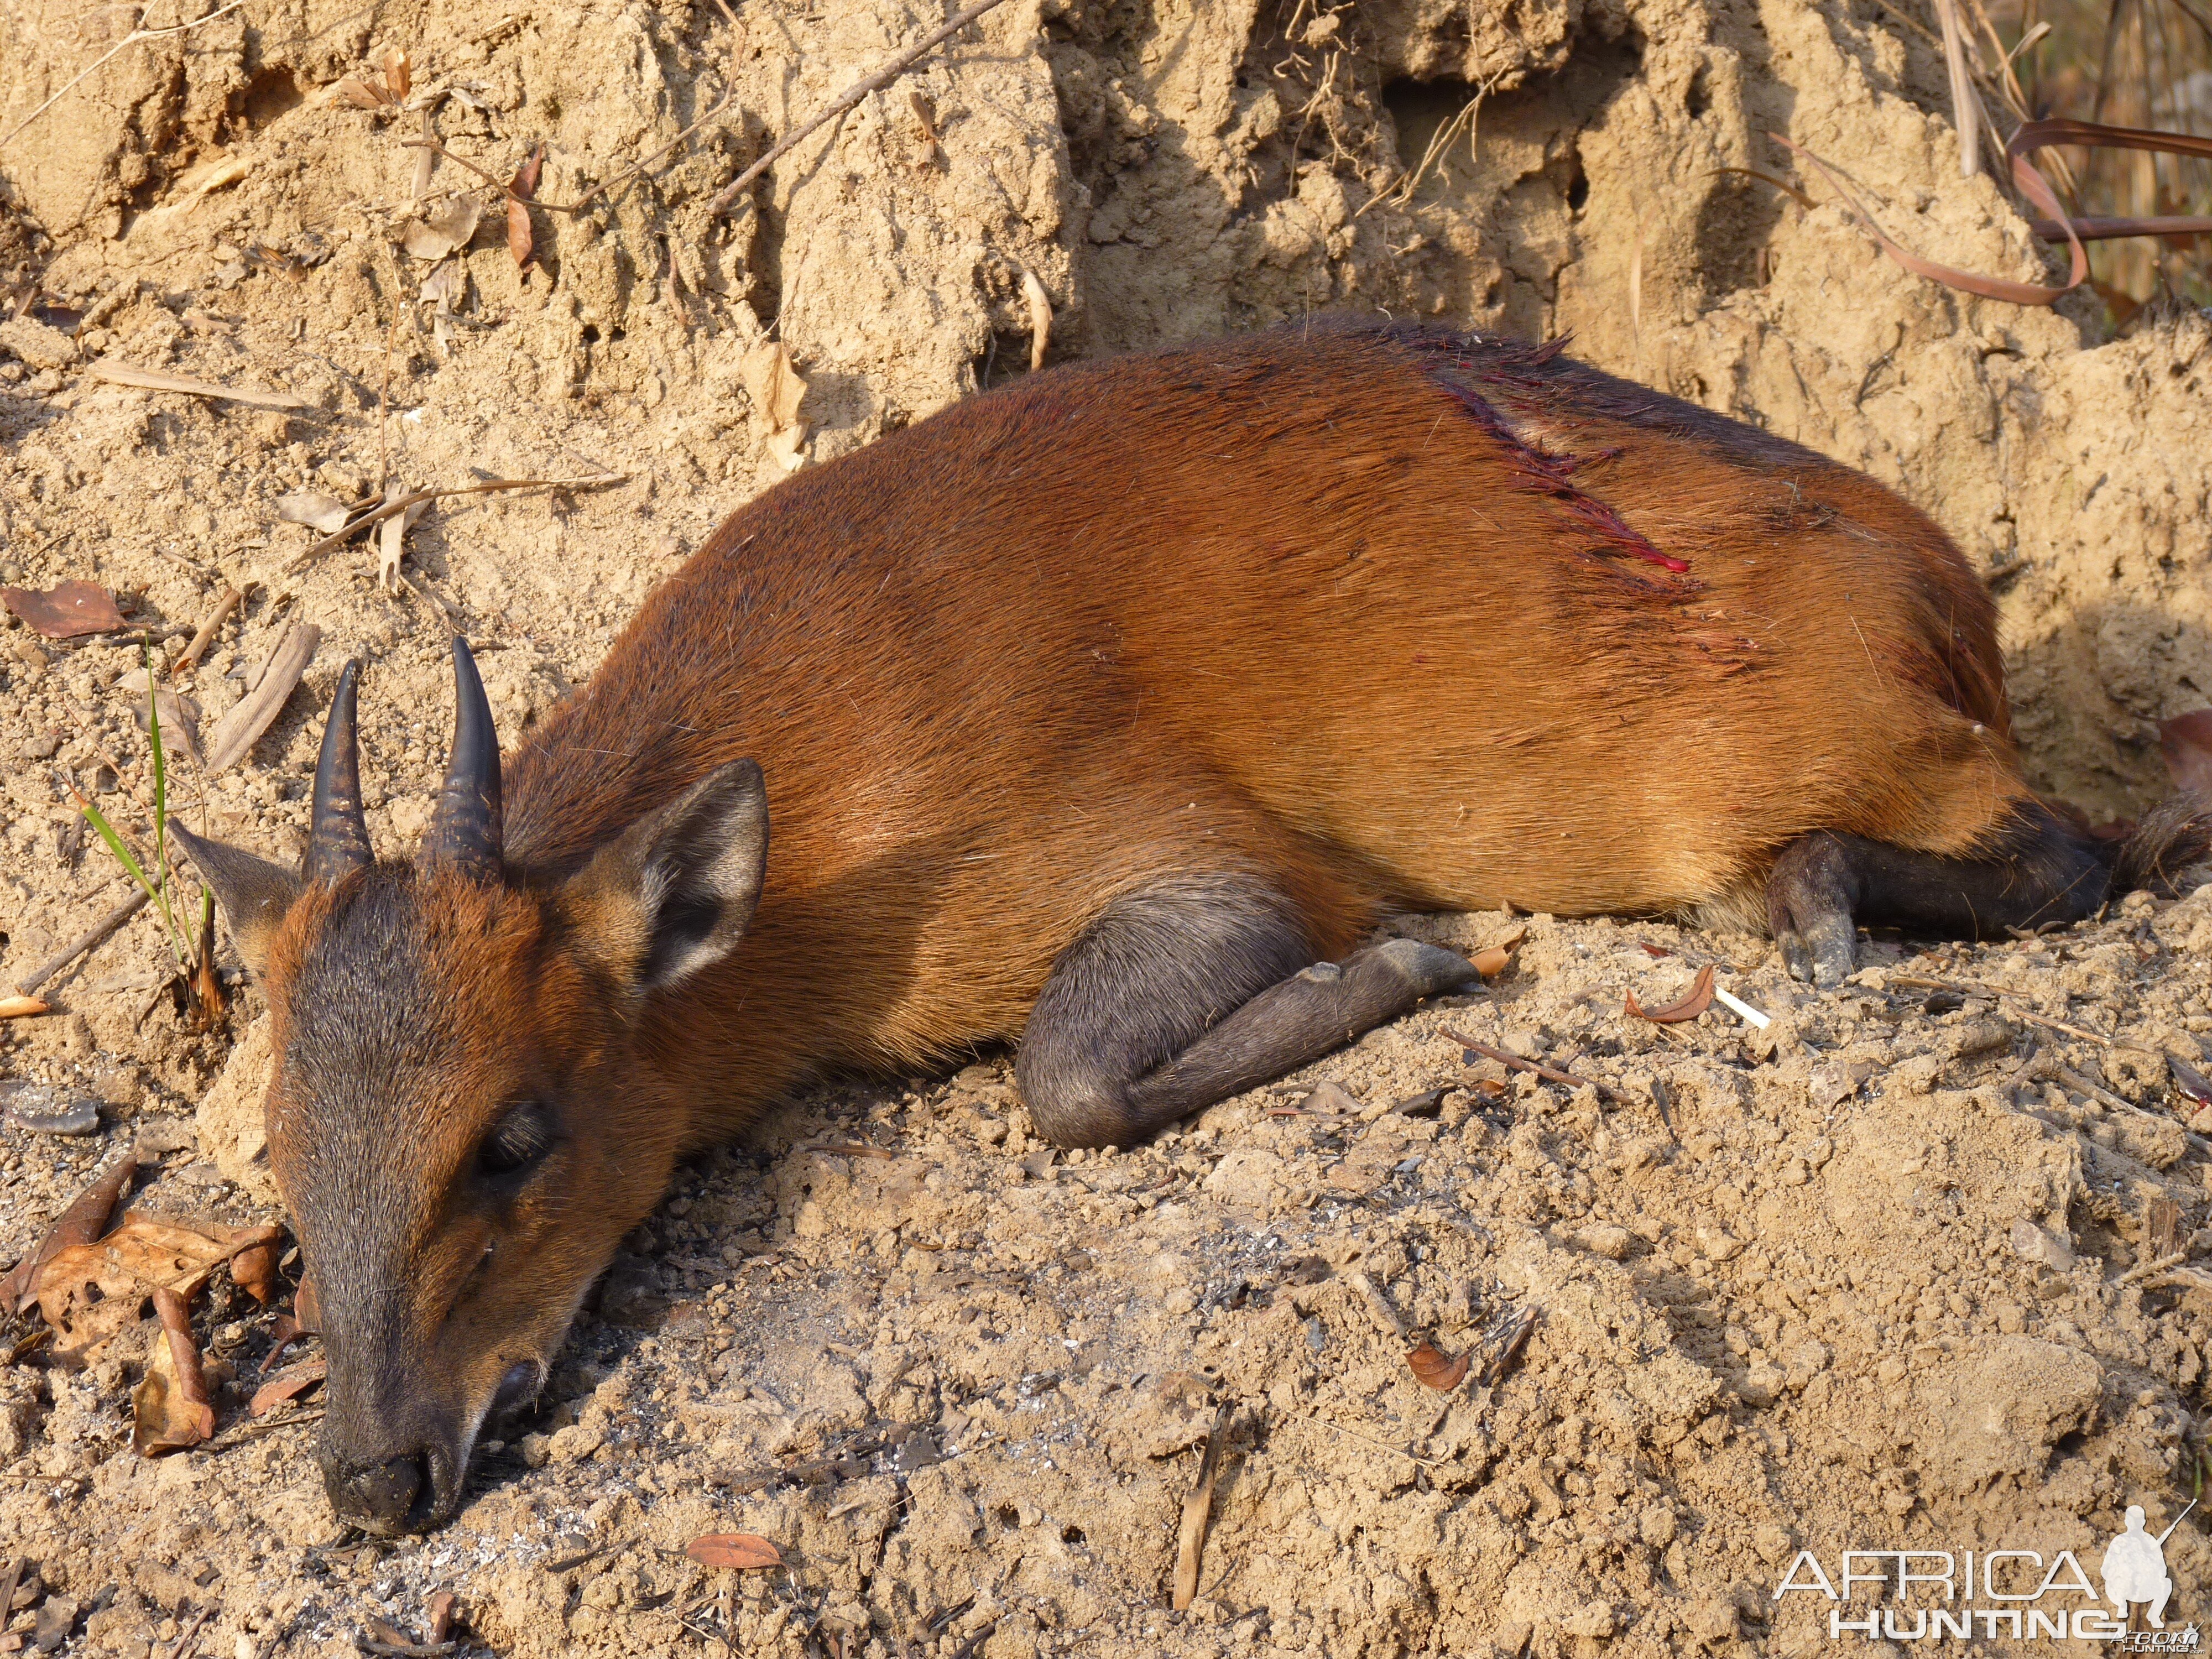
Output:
[
  {"xmin": 2161, "ymin": 709, "xmax": 2212, "ymax": 799},
  {"xmin": 231, "ymin": 1238, "xmax": 278, "ymax": 1305},
  {"xmin": 1626, "ymin": 963, "xmax": 1715, "ymax": 1024},
  {"xmin": 1470, "ymin": 926, "xmax": 1527, "ymax": 980},
  {"xmin": 1640, "ymin": 942, "xmax": 1672, "ymax": 958},
  {"xmin": 426, "ymin": 1592, "xmax": 458, "ymax": 1644},
  {"xmin": 249, "ymin": 1355, "xmax": 327, "ymax": 1416},
  {"xmin": 33, "ymin": 1212, "xmax": 279, "ymax": 1360},
  {"xmin": 133, "ymin": 1286, "xmax": 216, "ymax": 1454},
  {"xmin": 1406, "ymin": 1340, "xmax": 1471, "ymax": 1391},
  {"xmin": 1, "ymin": 1151, "xmax": 137, "ymax": 1313},
  {"xmin": 338, "ymin": 77, "xmax": 393, "ymax": 109},
  {"xmin": 295, "ymin": 1270, "xmax": 324, "ymax": 1333},
  {"xmin": 686, "ymin": 1534, "xmax": 785, "ymax": 1571},
  {"xmin": 383, "ymin": 46, "xmax": 411, "ymax": 102},
  {"xmin": 508, "ymin": 144, "xmax": 544, "ymax": 270},
  {"xmin": 3, "ymin": 581, "xmax": 127, "ymax": 639}
]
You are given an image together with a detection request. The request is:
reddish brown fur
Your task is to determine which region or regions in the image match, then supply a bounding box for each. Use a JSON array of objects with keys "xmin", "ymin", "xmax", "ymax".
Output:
[
  {"xmin": 225, "ymin": 321, "xmax": 2063, "ymax": 1528},
  {"xmin": 487, "ymin": 322, "xmax": 2025, "ymax": 1150}
]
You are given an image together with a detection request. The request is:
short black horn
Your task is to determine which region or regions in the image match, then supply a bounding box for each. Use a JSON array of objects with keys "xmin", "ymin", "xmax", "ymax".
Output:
[
  {"xmin": 304, "ymin": 659, "xmax": 375, "ymax": 883},
  {"xmin": 420, "ymin": 636, "xmax": 503, "ymax": 880}
]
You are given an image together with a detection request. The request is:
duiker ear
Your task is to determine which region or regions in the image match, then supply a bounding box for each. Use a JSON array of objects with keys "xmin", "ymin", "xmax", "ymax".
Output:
[
  {"xmin": 565, "ymin": 761, "xmax": 769, "ymax": 993},
  {"xmin": 169, "ymin": 822, "xmax": 305, "ymax": 974}
]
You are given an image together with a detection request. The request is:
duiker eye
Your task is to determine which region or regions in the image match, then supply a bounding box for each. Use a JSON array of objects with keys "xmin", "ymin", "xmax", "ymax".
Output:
[{"xmin": 477, "ymin": 1101, "xmax": 559, "ymax": 1181}]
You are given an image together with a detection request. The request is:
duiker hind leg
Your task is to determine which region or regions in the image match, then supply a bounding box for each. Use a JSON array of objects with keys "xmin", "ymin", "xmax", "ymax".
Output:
[
  {"xmin": 1766, "ymin": 801, "xmax": 2110, "ymax": 987},
  {"xmin": 1016, "ymin": 875, "xmax": 1478, "ymax": 1149}
]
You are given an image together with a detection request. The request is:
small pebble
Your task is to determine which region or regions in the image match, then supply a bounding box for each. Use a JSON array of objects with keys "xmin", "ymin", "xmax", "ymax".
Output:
[{"xmin": 0, "ymin": 1081, "xmax": 101, "ymax": 1136}]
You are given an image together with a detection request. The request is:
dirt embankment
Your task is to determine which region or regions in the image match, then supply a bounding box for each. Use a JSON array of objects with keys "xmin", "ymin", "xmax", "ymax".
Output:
[{"xmin": 2, "ymin": 0, "xmax": 2211, "ymax": 1654}]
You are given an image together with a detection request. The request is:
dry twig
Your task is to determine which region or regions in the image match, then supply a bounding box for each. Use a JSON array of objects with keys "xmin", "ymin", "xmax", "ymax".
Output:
[
  {"xmin": 0, "ymin": 0, "xmax": 250, "ymax": 152},
  {"xmin": 88, "ymin": 359, "xmax": 311, "ymax": 411},
  {"xmin": 1442, "ymin": 1026, "xmax": 1624, "ymax": 1104},
  {"xmin": 285, "ymin": 474, "xmax": 628, "ymax": 573},
  {"xmin": 708, "ymin": 0, "xmax": 1015, "ymax": 217},
  {"xmin": 14, "ymin": 889, "xmax": 150, "ymax": 997}
]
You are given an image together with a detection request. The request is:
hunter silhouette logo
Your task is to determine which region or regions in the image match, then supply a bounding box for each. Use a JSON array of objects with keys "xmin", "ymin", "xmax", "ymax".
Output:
[
  {"xmin": 1775, "ymin": 1501, "xmax": 2201, "ymax": 1644},
  {"xmin": 2106, "ymin": 1507, "xmax": 2187, "ymax": 1633}
]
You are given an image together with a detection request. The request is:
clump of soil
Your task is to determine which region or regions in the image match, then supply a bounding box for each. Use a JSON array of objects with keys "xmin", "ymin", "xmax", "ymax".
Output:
[{"xmin": 2, "ymin": 0, "xmax": 2210, "ymax": 1654}]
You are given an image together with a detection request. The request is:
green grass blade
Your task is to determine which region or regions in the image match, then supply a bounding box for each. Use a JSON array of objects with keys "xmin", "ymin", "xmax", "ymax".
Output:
[{"xmin": 77, "ymin": 795, "xmax": 158, "ymax": 905}]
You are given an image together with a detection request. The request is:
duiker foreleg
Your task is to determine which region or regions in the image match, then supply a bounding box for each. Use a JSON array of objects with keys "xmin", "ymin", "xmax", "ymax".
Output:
[{"xmin": 1016, "ymin": 875, "xmax": 1478, "ymax": 1148}]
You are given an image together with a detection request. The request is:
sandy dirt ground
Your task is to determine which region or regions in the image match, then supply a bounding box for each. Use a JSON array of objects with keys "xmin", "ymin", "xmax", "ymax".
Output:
[{"xmin": 2, "ymin": 0, "xmax": 2211, "ymax": 1653}]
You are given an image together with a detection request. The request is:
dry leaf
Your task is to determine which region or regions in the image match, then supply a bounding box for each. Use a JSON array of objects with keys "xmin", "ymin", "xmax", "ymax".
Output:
[
  {"xmin": 33, "ymin": 1211, "xmax": 280, "ymax": 1359},
  {"xmin": 277, "ymin": 491, "xmax": 355, "ymax": 535},
  {"xmin": 295, "ymin": 1270, "xmax": 323, "ymax": 1333},
  {"xmin": 89, "ymin": 358, "xmax": 311, "ymax": 411},
  {"xmin": 0, "ymin": 1152, "xmax": 137, "ymax": 1313},
  {"xmin": 1470, "ymin": 926, "xmax": 1527, "ymax": 980},
  {"xmin": 686, "ymin": 1534, "xmax": 785, "ymax": 1571},
  {"xmin": 376, "ymin": 481, "xmax": 429, "ymax": 593},
  {"xmin": 133, "ymin": 689, "xmax": 202, "ymax": 766},
  {"xmin": 1172, "ymin": 1400, "xmax": 1234, "ymax": 1611},
  {"xmin": 231, "ymin": 1240, "xmax": 279, "ymax": 1305},
  {"xmin": 249, "ymin": 1355, "xmax": 327, "ymax": 1416},
  {"xmin": 383, "ymin": 46, "xmax": 411, "ymax": 102},
  {"xmin": 742, "ymin": 342, "xmax": 810, "ymax": 472},
  {"xmin": 338, "ymin": 77, "xmax": 392, "ymax": 109},
  {"xmin": 150, "ymin": 154, "xmax": 252, "ymax": 216},
  {"xmin": 1626, "ymin": 963, "xmax": 1716, "ymax": 1024},
  {"xmin": 508, "ymin": 144, "xmax": 545, "ymax": 270},
  {"xmin": 202, "ymin": 618, "xmax": 321, "ymax": 771},
  {"xmin": 133, "ymin": 1287, "xmax": 216, "ymax": 1454},
  {"xmin": 403, "ymin": 194, "xmax": 483, "ymax": 263},
  {"xmin": 1406, "ymin": 1341, "xmax": 1471, "ymax": 1391},
  {"xmin": 0, "ymin": 995, "xmax": 51, "ymax": 1019},
  {"xmin": 3, "ymin": 581, "xmax": 126, "ymax": 639},
  {"xmin": 2161, "ymin": 709, "xmax": 2212, "ymax": 799},
  {"xmin": 426, "ymin": 1593, "xmax": 457, "ymax": 1644}
]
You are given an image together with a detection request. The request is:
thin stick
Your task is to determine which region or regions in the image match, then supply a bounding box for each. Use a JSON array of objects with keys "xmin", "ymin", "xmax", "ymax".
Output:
[
  {"xmin": 1441, "ymin": 1027, "xmax": 1625, "ymax": 1104},
  {"xmin": 708, "ymin": 0, "xmax": 1015, "ymax": 216},
  {"xmin": 2117, "ymin": 1248, "xmax": 2189, "ymax": 1286},
  {"xmin": 169, "ymin": 583, "xmax": 246, "ymax": 676},
  {"xmin": 15, "ymin": 889, "xmax": 150, "ymax": 996},
  {"xmin": 1886, "ymin": 972, "xmax": 2152, "ymax": 1051},
  {"xmin": 1283, "ymin": 1410, "xmax": 1442, "ymax": 1469},
  {"xmin": 285, "ymin": 474, "xmax": 628, "ymax": 573},
  {"xmin": 0, "ymin": 0, "xmax": 250, "ymax": 152},
  {"xmin": 1933, "ymin": 0, "xmax": 1983, "ymax": 176},
  {"xmin": 403, "ymin": 89, "xmax": 740, "ymax": 216}
]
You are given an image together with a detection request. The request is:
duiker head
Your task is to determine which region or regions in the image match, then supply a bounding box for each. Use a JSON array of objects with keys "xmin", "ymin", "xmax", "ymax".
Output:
[{"xmin": 174, "ymin": 639, "xmax": 767, "ymax": 1532}]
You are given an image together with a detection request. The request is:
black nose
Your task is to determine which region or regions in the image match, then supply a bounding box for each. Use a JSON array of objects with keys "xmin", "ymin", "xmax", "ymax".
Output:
[{"xmin": 325, "ymin": 1451, "xmax": 430, "ymax": 1532}]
